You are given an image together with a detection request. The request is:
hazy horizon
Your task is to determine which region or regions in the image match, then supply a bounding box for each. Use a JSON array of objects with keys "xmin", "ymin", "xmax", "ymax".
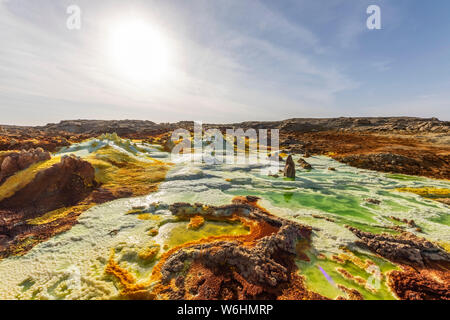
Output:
[
  {"xmin": 2, "ymin": 115, "xmax": 449, "ymax": 128},
  {"xmin": 1, "ymin": 0, "xmax": 449, "ymax": 125}
]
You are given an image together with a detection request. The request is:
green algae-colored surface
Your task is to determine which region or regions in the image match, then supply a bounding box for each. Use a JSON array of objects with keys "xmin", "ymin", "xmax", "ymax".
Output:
[
  {"xmin": 385, "ymin": 173, "xmax": 426, "ymax": 182},
  {"xmin": 296, "ymin": 252, "xmax": 398, "ymax": 300},
  {"xmin": 429, "ymin": 213, "xmax": 450, "ymax": 227},
  {"xmin": 268, "ymin": 192, "xmax": 376, "ymax": 222}
]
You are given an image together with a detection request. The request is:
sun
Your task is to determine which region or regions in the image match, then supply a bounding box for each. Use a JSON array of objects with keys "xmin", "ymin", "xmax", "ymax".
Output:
[{"xmin": 107, "ymin": 20, "xmax": 171, "ymax": 85}]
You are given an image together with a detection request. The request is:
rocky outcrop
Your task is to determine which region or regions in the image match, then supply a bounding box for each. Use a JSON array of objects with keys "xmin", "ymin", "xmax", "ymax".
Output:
[
  {"xmin": 2, "ymin": 117, "xmax": 448, "ymax": 140},
  {"xmin": 366, "ymin": 198, "xmax": 381, "ymax": 205},
  {"xmin": 0, "ymin": 155, "xmax": 96, "ymax": 258},
  {"xmin": 277, "ymin": 117, "xmax": 449, "ymax": 134},
  {"xmin": 0, "ymin": 132, "xmax": 85, "ymax": 152},
  {"xmin": 0, "ymin": 148, "xmax": 51, "ymax": 183},
  {"xmin": 389, "ymin": 267, "xmax": 450, "ymax": 300},
  {"xmin": 336, "ymin": 153, "xmax": 420, "ymax": 170},
  {"xmin": 0, "ymin": 155, "xmax": 95, "ymax": 214},
  {"xmin": 297, "ymin": 158, "xmax": 312, "ymax": 170},
  {"xmin": 43, "ymin": 120, "xmax": 162, "ymax": 136},
  {"xmin": 347, "ymin": 227, "xmax": 450, "ymax": 268},
  {"xmin": 334, "ymin": 153, "xmax": 450, "ymax": 179},
  {"xmin": 283, "ymin": 155, "xmax": 295, "ymax": 178},
  {"xmin": 162, "ymin": 138, "xmax": 176, "ymax": 153},
  {"xmin": 160, "ymin": 223, "xmax": 303, "ymax": 287},
  {"xmin": 347, "ymin": 226, "xmax": 450, "ymax": 300}
]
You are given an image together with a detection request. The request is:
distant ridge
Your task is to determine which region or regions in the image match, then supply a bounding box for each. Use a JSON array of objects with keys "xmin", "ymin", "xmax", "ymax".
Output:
[{"xmin": 1, "ymin": 117, "xmax": 449, "ymax": 135}]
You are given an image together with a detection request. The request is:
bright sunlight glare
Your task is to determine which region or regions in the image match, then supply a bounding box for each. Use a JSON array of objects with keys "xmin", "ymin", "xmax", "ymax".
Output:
[{"xmin": 107, "ymin": 20, "xmax": 171, "ymax": 85}]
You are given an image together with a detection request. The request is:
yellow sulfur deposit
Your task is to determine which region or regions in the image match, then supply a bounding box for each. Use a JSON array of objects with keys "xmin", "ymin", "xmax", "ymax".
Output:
[
  {"xmin": 105, "ymin": 250, "xmax": 155, "ymax": 300},
  {"xmin": 0, "ymin": 156, "xmax": 61, "ymax": 202},
  {"xmin": 27, "ymin": 204, "xmax": 91, "ymax": 225},
  {"xmin": 187, "ymin": 215, "xmax": 205, "ymax": 230},
  {"xmin": 138, "ymin": 244, "xmax": 160, "ymax": 262},
  {"xmin": 87, "ymin": 146, "xmax": 169, "ymax": 197},
  {"xmin": 396, "ymin": 187, "xmax": 450, "ymax": 199}
]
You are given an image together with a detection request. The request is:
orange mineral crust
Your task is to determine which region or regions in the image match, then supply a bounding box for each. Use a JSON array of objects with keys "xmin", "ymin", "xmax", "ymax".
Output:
[{"xmin": 105, "ymin": 197, "xmax": 326, "ymax": 300}]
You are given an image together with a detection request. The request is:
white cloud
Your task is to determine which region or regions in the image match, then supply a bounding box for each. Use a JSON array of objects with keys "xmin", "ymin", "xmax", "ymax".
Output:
[{"xmin": 0, "ymin": 0, "xmax": 365, "ymax": 125}]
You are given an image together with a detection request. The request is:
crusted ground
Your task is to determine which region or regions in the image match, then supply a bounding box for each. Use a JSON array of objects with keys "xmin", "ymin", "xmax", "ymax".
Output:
[{"xmin": 106, "ymin": 197, "xmax": 328, "ymax": 300}]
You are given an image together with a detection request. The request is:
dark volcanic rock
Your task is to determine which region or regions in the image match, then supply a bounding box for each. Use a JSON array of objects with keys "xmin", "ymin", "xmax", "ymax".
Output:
[
  {"xmin": 297, "ymin": 158, "xmax": 312, "ymax": 170},
  {"xmin": 276, "ymin": 117, "xmax": 449, "ymax": 134},
  {"xmin": 347, "ymin": 227, "xmax": 450, "ymax": 268},
  {"xmin": 365, "ymin": 198, "xmax": 381, "ymax": 205},
  {"xmin": 162, "ymin": 224, "xmax": 300, "ymax": 287},
  {"xmin": 283, "ymin": 155, "xmax": 296, "ymax": 178}
]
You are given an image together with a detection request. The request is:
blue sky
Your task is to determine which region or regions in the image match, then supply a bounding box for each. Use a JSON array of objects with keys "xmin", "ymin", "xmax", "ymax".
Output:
[{"xmin": 0, "ymin": 0, "xmax": 449, "ymax": 125}]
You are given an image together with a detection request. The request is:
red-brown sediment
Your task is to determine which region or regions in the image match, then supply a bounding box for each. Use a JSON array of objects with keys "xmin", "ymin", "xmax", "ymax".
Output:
[
  {"xmin": 280, "ymin": 131, "xmax": 450, "ymax": 179},
  {"xmin": 389, "ymin": 266, "xmax": 450, "ymax": 300},
  {"xmin": 347, "ymin": 226, "xmax": 450, "ymax": 300}
]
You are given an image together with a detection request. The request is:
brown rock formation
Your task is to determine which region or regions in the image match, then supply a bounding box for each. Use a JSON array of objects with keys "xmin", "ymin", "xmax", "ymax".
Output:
[
  {"xmin": 155, "ymin": 200, "xmax": 320, "ymax": 299},
  {"xmin": 389, "ymin": 267, "xmax": 450, "ymax": 300},
  {"xmin": 334, "ymin": 153, "xmax": 449, "ymax": 178},
  {"xmin": 347, "ymin": 227, "xmax": 450, "ymax": 268},
  {"xmin": 347, "ymin": 226, "xmax": 450, "ymax": 300},
  {"xmin": 366, "ymin": 198, "xmax": 381, "ymax": 205},
  {"xmin": 297, "ymin": 158, "xmax": 312, "ymax": 170},
  {"xmin": 17, "ymin": 117, "xmax": 447, "ymax": 136},
  {"xmin": 0, "ymin": 132, "xmax": 86, "ymax": 153},
  {"xmin": 284, "ymin": 155, "xmax": 296, "ymax": 179},
  {"xmin": 0, "ymin": 155, "xmax": 95, "ymax": 214},
  {"xmin": 0, "ymin": 148, "xmax": 51, "ymax": 183},
  {"xmin": 0, "ymin": 155, "xmax": 96, "ymax": 258}
]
